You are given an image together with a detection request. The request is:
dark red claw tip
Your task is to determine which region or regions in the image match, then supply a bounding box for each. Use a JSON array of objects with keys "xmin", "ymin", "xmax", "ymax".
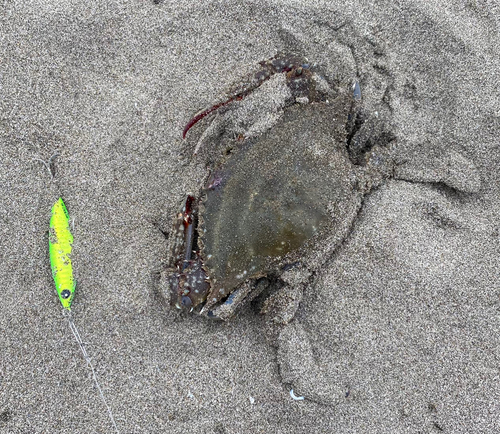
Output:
[
  {"xmin": 183, "ymin": 116, "xmax": 199, "ymax": 139},
  {"xmin": 182, "ymin": 100, "xmax": 231, "ymax": 139}
]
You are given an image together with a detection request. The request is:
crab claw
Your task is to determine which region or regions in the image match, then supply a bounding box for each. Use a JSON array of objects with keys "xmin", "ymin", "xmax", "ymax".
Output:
[
  {"xmin": 169, "ymin": 255, "xmax": 210, "ymax": 310},
  {"xmin": 167, "ymin": 196, "xmax": 211, "ymax": 310}
]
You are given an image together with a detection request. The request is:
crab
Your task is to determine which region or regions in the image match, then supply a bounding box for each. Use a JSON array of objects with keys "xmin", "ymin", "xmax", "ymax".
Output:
[{"xmin": 162, "ymin": 54, "xmax": 393, "ymax": 322}]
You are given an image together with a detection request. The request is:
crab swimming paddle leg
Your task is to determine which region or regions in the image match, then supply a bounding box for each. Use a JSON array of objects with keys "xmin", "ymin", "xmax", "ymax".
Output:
[{"xmin": 49, "ymin": 197, "xmax": 75, "ymax": 310}]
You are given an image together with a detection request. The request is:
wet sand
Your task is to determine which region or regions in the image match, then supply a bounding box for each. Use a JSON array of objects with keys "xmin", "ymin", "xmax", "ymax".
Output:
[{"xmin": 1, "ymin": 1, "xmax": 499, "ymax": 433}]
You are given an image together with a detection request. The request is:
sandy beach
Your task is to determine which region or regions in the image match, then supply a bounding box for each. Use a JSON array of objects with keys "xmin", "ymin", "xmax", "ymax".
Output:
[{"xmin": 1, "ymin": 1, "xmax": 499, "ymax": 433}]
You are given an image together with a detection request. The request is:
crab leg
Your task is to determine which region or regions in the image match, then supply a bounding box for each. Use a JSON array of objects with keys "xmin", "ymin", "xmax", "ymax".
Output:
[
  {"xmin": 168, "ymin": 195, "xmax": 211, "ymax": 309},
  {"xmin": 182, "ymin": 56, "xmax": 308, "ymax": 139}
]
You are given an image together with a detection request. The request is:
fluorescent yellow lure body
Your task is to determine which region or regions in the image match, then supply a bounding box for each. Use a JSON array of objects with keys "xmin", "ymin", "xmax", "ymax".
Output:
[{"xmin": 49, "ymin": 198, "xmax": 75, "ymax": 310}]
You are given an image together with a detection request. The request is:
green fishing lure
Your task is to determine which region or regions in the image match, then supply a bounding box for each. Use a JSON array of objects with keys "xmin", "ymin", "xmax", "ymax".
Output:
[
  {"xmin": 49, "ymin": 198, "xmax": 75, "ymax": 310},
  {"xmin": 48, "ymin": 199, "xmax": 120, "ymax": 432}
]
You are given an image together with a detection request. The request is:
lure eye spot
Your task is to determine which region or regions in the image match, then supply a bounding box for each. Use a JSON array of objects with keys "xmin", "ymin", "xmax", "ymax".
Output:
[{"xmin": 61, "ymin": 289, "xmax": 71, "ymax": 299}]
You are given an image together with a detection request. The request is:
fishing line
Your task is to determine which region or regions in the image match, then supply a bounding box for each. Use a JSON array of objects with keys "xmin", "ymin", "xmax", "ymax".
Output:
[{"xmin": 63, "ymin": 310, "xmax": 120, "ymax": 434}]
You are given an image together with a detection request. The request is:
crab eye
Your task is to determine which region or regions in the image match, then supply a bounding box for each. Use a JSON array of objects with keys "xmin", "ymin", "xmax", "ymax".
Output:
[{"xmin": 181, "ymin": 296, "xmax": 192, "ymax": 308}]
